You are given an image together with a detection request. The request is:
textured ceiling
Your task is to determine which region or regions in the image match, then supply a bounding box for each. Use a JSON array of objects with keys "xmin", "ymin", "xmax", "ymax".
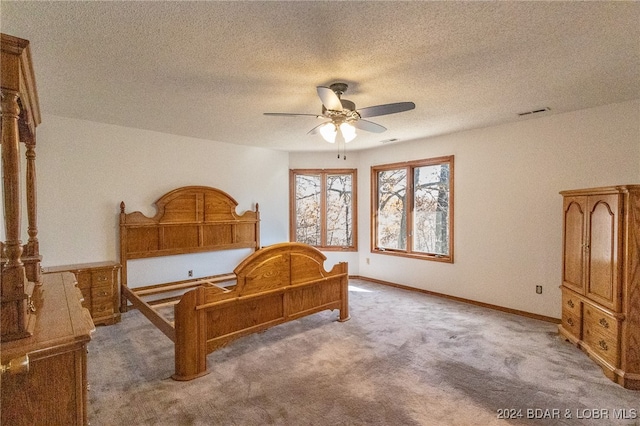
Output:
[{"xmin": 2, "ymin": 1, "xmax": 639, "ymax": 152}]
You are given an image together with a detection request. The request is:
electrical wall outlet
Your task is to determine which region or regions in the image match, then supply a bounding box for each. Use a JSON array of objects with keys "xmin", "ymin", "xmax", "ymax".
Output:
[
  {"xmin": 536, "ymin": 285, "xmax": 542, "ymax": 294},
  {"xmin": 188, "ymin": 270, "xmax": 193, "ymax": 277}
]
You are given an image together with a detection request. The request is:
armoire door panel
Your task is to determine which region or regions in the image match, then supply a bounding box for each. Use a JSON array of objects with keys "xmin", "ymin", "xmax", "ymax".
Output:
[
  {"xmin": 563, "ymin": 197, "xmax": 586, "ymax": 293},
  {"xmin": 587, "ymin": 195, "xmax": 620, "ymax": 310}
]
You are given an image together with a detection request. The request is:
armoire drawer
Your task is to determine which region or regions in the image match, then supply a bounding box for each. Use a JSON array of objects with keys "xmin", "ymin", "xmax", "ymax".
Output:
[
  {"xmin": 582, "ymin": 305, "xmax": 619, "ymax": 366},
  {"xmin": 583, "ymin": 304, "xmax": 618, "ymax": 339},
  {"xmin": 561, "ymin": 290, "xmax": 582, "ymax": 338}
]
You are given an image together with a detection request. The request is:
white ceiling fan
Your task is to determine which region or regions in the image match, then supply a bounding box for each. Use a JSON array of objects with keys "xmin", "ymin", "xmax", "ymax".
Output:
[{"xmin": 264, "ymin": 82, "xmax": 415, "ymax": 144}]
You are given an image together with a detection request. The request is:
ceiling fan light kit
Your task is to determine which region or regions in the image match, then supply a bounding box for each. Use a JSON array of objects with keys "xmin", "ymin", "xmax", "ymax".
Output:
[
  {"xmin": 264, "ymin": 82, "xmax": 415, "ymax": 146},
  {"xmin": 319, "ymin": 122, "xmax": 357, "ymax": 144},
  {"xmin": 319, "ymin": 122, "xmax": 338, "ymax": 143}
]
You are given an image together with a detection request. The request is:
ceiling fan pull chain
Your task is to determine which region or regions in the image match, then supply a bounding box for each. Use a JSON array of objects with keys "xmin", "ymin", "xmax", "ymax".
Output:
[{"xmin": 337, "ymin": 139, "xmax": 346, "ymax": 160}]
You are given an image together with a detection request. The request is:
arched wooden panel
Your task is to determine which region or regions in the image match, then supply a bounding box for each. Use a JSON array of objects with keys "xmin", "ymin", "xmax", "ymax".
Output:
[
  {"xmin": 120, "ymin": 186, "xmax": 260, "ymax": 260},
  {"xmin": 563, "ymin": 197, "xmax": 586, "ymax": 293},
  {"xmin": 587, "ymin": 195, "xmax": 619, "ymax": 309}
]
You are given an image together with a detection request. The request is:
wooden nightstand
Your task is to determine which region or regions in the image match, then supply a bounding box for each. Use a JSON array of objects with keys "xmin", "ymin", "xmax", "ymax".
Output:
[{"xmin": 44, "ymin": 261, "xmax": 121, "ymax": 325}]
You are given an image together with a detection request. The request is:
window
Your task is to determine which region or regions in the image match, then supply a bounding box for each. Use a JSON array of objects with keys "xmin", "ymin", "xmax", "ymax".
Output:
[
  {"xmin": 372, "ymin": 156, "xmax": 453, "ymax": 262},
  {"xmin": 290, "ymin": 169, "xmax": 357, "ymax": 251}
]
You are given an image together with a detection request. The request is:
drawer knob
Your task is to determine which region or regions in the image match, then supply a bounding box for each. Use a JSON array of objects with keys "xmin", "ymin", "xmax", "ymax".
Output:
[
  {"xmin": 98, "ymin": 291, "xmax": 108, "ymax": 297},
  {"xmin": 567, "ymin": 299, "xmax": 575, "ymax": 308},
  {"xmin": 97, "ymin": 276, "xmax": 108, "ymax": 282},
  {"xmin": 598, "ymin": 340, "xmax": 609, "ymax": 351},
  {"xmin": 599, "ymin": 318, "xmax": 610, "ymax": 329},
  {"xmin": 567, "ymin": 318, "xmax": 574, "ymax": 326},
  {"xmin": 1, "ymin": 354, "xmax": 29, "ymax": 376},
  {"xmin": 27, "ymin": 296, "xmax": 36, "ymax": 313}
]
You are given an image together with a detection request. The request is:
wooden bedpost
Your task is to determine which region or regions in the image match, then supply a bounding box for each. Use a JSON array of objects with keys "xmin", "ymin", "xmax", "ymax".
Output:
[
  {"xmin": 338, "ymin": 262, "xmax": 350, "ymax": 322},
  {"xmin": 173, "ymin": 286, "xmax": 210, "ymax": 381},
  {"xmin": 119, "ymin": 201, "xmax": 128, "ymax": 312},
  {"xmin": 255, "ymin": 203, "xmax": 260, "ymax": 250}
]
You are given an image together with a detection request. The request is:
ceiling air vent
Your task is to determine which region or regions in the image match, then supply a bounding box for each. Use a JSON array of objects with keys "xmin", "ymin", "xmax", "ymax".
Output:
[
  {"xmin": 380, "ymin": 138, "xmax": 399, "ymax": 144},
  {"xmin": 518, "ymin": 107, "xmax": 551, "ymax": 117}
]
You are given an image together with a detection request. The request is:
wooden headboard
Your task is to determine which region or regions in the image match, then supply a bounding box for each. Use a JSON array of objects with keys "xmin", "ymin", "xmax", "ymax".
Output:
[{"xmin": 119, "ymin": 186, "xmax": 260, "ymax": 289}]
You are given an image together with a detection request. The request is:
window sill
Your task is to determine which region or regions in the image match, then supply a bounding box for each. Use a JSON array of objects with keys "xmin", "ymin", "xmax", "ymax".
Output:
[{"xmin": 372, "ymin": 248, "xmax": 453, "ymax": 263}]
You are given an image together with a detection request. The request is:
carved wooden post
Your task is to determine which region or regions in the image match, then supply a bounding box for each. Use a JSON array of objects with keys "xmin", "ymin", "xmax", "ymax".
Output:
[
  {"xmin": 338, "ymin": 262, "xmax": 350, "ymax": 322},
  {"xmin": 119, "ymin": 201, "xmax": 128, "ymax": 313},
  {"xmin": 1, "ymin": 33, "xmax": 41, "ymax": 341},
  {"xmin": 1, "ymin": 89, "xmax": 29, "ymax": 339},
  {"xmin": 23, "ymin": 140, "xmax": 41, "ymax": 284},
  {"xmin": 173, "ymin": 287, "xmax": 210, "ymax": 381}
]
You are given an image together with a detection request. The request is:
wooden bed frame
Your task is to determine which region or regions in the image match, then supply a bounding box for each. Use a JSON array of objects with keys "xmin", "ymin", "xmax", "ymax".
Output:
[{"xmin": 119, "ymin": 186, "xmax": 349, "ymax": 380}]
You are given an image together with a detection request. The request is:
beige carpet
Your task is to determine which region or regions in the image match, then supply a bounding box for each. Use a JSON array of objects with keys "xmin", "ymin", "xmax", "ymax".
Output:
[{"xmin": 87, "ymin": 279, "xmax": 639, "ymax": 425}]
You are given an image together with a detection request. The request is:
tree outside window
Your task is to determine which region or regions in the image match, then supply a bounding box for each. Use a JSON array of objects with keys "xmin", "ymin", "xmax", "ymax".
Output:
[
  {"xmin": 290, "ymin": 169, "xmax": 357, "ymax": 251},
  {"xmin": 372, "ymin": 156, "xmax": 453, "ymax": 262}
]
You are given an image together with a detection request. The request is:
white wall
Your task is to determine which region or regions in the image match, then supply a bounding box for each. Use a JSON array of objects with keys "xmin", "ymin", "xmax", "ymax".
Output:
[
  {"xmin": 292, "ymin": 100, "xmax": 640, "ymax": 318},
  {"xmin": 35, "ymin": 115, "xmax": 289, "ymax": 285},
  {"xmin": 7, "ymin": 100, "xmax": 639, "ymax": 314}
]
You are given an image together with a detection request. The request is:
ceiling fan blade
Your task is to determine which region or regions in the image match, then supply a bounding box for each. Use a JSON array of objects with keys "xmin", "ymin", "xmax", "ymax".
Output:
[
  {"xmin": 264, "ymin": 113, "xmax": 322, "ymax": 118},
  {"xmin": 307, "ymin": 121, "xmax": 331, "ymax": 135},
  {"xmin": 357, "ymin": 102, "xmax": 415, "ymax": 118},
  {"xmin": 317, "ymin": 86, "xmax": 343, "ymax": 111},
  {"xmin": 354, "ymin": 119, "xmax": 387, "ymax": 133}
]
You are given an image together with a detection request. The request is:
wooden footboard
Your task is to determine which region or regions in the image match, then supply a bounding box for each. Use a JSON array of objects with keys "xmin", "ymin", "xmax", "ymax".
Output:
[{"xmin": 173, "ymin": 242, "xmax": 349, "ymax": 381}]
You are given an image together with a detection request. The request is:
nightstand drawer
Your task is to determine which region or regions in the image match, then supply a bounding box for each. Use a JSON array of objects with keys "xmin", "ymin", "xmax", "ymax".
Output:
[
  {"xmin": 91, "ymin": 284, "xmax": 114, "ymax": 319},
  {"xmin": 91, "ymin": 284, "xmax": 112, "ymax": 303},
  {"xmin": 75, "ymin": 270, "xmax": 92, "ymax": 290},
  {"xmin": 92, "ymin": 269, "xmax": 113, "ymax": 286},
  {"xmin": 92, "ymin": 301, "xmax": 114, "ymax": 318}
]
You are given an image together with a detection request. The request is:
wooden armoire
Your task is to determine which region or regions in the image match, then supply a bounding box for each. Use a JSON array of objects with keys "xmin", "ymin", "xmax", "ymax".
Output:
[
  {"xmin": 1, "ymin": 34, "xmax": 94, "ymax": 424},
  {"xmin": 558, "ymin": 185, "xmax": 640, "ymax": 390}
]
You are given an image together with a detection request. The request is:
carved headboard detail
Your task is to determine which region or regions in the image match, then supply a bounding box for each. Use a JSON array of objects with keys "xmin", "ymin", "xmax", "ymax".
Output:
[
  {"xmin": 120, "ymin": 186, "xmax": 260, "ymax": 259},
  {"xmin": 119, "ymin": 186, "xmax": 260, "ymax": 290}
]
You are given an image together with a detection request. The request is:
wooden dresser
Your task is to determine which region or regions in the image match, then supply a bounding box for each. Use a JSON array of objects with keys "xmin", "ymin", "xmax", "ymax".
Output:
[
  {"xmin": 558, "ymin": 185, "xmax": 640, "ymax": 389},
  {"xmin": 1, "ymin": 33, "xmax": 95, "ymax": 425},
  {"xmin": 44, "ymin": 261, "xmax": 121, "ymax": 326},
  {"xmin": 1, "ymin": 272, "xmax": 95, "ymax": 425}
]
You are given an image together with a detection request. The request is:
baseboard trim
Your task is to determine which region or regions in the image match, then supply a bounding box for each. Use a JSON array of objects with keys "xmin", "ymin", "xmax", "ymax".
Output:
[{"xmin": 350, "ymin": 275, "xmax": 560, "ymax": 324}]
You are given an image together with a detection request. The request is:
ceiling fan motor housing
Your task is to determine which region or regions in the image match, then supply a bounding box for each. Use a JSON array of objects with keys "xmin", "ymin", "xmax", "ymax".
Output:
[{"xmin": 322, "ymin": 99, "xmax": 356, "ymax": 113}]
